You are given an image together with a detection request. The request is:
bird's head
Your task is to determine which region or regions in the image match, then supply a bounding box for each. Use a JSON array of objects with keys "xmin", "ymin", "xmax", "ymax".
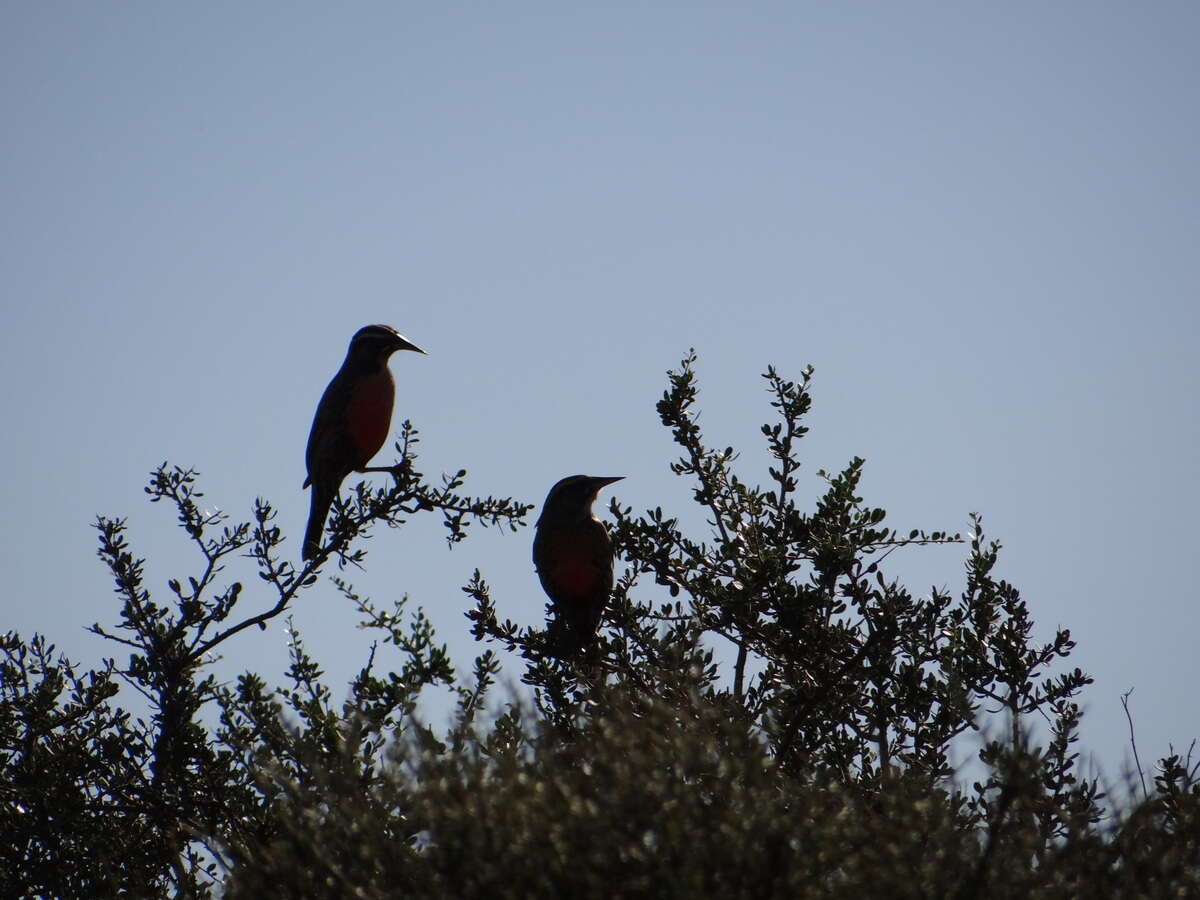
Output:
[
  {"xmin": 347, "ymin": 324, "xmax": 425, "ymax": 364},
  {"xmin": 538, "ymin": 474, "xmax": 624, "ymax": 523}
]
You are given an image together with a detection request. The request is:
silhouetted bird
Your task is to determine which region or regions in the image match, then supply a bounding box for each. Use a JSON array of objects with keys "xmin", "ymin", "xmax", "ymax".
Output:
[
  {"xmin": 532, "ymin": 474, "xmax": 624, "ymax": 656},
  {"xmin": 302, "ymin": 324, "xmax": 424, "ymax": 560}
]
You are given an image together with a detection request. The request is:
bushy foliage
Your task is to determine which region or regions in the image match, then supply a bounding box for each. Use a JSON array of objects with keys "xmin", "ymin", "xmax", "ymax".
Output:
[{"xmin": 1, "ymin": 357, "xmax": 1196, "ymax": 898}]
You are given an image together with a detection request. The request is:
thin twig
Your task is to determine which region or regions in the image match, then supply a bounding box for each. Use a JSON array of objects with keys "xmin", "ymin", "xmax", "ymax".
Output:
[{"xmin": 1121, "ymin": 687, "xmax": 1149, "ymax": 801}]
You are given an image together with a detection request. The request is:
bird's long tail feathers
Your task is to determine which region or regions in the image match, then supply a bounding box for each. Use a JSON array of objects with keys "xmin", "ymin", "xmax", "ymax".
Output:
[{"xmin": 302, "ymin": 482, "xmax": 337, "ymax": 561}]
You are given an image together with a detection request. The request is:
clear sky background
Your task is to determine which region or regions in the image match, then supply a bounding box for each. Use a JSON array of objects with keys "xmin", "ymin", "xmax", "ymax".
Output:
[{"xmin": 2, "ymin": 3, "xmax": 1196, "ymax": 790}]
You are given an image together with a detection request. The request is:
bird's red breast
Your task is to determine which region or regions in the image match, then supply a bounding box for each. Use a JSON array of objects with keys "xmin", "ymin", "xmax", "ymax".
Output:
[
  {"xmin": 545, "ymin": 546, "xmax": 602, "ymax": 597},
  {"xmin": 535, "ymin": 526, "xmax": 609, "ymax": 599},
  {"xmin": 344, "ymin": 370, "xmax": 395, "ymax": 464}
]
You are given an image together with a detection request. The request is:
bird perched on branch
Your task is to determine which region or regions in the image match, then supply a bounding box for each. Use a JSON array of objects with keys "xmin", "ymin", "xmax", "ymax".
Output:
[
  {"xmin": 302, "ymin": 324, "xmax": 425, "ymax": 560},
  {"xmin": 532, "ymin": 474, "xmax": 624, "ymax": 657}
]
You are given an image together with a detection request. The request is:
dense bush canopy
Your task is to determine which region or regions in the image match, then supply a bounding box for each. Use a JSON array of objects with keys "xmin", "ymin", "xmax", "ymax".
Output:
[{"xmin": 1, "ymin": 354, "xmax": 1195, "ymax": 898}]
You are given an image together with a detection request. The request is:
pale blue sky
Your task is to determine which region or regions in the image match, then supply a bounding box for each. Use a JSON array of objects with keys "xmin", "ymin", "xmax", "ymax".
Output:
[{"xmin": 2, "ymin": 2, "xmax": 1197, "ymax": 786}]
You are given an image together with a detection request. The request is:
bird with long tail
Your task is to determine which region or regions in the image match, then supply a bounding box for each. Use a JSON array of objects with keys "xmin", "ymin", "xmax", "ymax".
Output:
[{"xmin": 302, "ymin": 324, "xmax": 424, "ymax": 561}]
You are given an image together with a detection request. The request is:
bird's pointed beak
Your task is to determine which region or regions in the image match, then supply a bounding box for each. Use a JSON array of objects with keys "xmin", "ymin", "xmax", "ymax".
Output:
[
  {"xmin": 591, "ymin": 476, "xmax": 625, "ymax": 489},
  {"xmin": 394, "ymin": 334, "xmax": 426, "ymax": 354}
]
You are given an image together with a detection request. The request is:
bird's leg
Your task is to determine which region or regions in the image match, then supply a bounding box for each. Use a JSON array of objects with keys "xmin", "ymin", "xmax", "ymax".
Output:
[{"xmin": 357, "ymin": 459, "xmax": 412, "ymax": 482}]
